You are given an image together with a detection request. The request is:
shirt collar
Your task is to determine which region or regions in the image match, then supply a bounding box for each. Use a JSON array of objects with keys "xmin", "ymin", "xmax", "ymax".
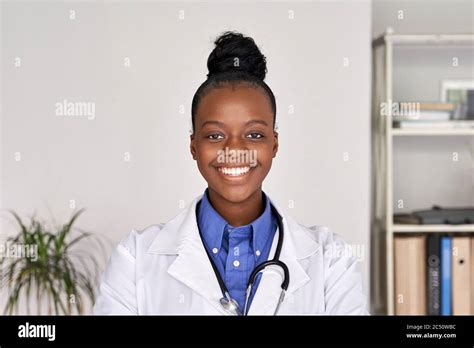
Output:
[
  {"xmin": 197, "ymin": 189, "xmax": 275, "ymax": 255},
  {"xmin": 197, "ymin": 189, "xmax": 228, "ymax": 253},
  {"xmin": 248, "ymin": 190, "xmax": 275, "ymax": 255}
]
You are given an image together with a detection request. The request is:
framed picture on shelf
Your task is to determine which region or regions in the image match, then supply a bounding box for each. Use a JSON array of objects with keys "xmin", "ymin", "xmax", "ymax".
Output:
[{"xmin": 441, "ymin": 79, "xmax": 474, "ymax": 120}]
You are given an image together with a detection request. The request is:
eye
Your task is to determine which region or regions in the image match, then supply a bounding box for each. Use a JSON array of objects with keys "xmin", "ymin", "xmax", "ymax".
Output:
[
  {"xmin": 246, "ymin": 132, "xmax": 264, "ymax": 139},
  {"xmin": 206, "ymin": 133, "xmax": 224, "ymax": 140}
]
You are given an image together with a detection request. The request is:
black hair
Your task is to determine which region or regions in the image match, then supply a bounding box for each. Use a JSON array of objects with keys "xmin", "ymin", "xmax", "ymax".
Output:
[{"xmin": 191, "ymin": 31, "xmax": 277, "ymax": 133}]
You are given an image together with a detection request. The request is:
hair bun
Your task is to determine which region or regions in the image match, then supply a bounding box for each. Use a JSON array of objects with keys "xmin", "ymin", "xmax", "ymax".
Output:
[{"xmin": 207, "ymin": 31, "xmax": 267, "ymax": 80}]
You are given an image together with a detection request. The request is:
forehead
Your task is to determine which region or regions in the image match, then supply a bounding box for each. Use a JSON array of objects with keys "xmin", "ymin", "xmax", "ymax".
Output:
[{"xmin": 196, "ymin": 85, "xmax": 273, "ymax": 126}]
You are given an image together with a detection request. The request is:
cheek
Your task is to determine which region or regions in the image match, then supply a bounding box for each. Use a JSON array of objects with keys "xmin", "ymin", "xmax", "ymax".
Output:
[
  {"xmin": 194, "ymin": 143, "xmax": 219, "ymax": 176},
  {"xmin": 195, "ymin": 142, "xmax": 217, "ymax": 162},
  {"xmin": 254, "ymin": 145, "xmax": 274, "ymax": 167}
]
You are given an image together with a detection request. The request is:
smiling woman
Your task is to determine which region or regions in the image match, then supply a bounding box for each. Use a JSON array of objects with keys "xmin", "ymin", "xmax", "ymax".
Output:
[
  {"xmin": 93, "ymin": 31, "xmax": 369, "ymax": 316},
  {"xmin": 190, "ymin": 84, "xmax": 277, "ymax": 223}
]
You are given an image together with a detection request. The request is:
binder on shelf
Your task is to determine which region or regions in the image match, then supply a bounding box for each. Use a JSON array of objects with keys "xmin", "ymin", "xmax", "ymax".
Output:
[
  {"xmin": 394, "ymin": 235, "xmax": 427, "ymax": 315},
  {"xmin": 471, "ymin": 238, "xmax": 474, "ymax": 315},
  {"xmin": 440, "ymin": 236, "xmax": 452, "ymax": 316},
  {"xmin": 427, "ymin": 234, "xmax": 441, "ymax": 315},
  {"xmin": 452, "ymin": 236, "xmax": 471, "ymax": 315}
]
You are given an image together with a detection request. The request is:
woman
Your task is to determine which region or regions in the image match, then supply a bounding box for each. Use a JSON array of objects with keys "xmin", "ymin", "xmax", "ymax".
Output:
[{"xmin": 93, "ymin": 31, "xmax": 368, "ymax": 315}]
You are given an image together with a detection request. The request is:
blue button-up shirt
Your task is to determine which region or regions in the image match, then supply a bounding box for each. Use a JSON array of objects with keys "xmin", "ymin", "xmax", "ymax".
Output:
[{"xmin": 197, "ymin": 189, "xmax": 277, "ymax": 313}]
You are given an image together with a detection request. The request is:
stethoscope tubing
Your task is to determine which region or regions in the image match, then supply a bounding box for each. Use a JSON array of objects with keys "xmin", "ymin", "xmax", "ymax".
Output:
[{"xmin": 196, "ymin": 200, "xmax": 289, "ymax": 316}]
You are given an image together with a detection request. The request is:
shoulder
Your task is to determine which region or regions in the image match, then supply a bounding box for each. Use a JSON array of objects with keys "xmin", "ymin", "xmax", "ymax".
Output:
[
  {"xmin": 304, "ymin": 224, "xmax": 337, "ymax": 243},
  {"xmin": 117, "ymin": 197, "xmax": 203, "ymax": 257},
  {"xmin": 308, "ymin": 225, "xmax": 351, "ymax": 252},
  {"xmin": 284, "ymin": 213, "xmax": 352, "ymax": 261},
  {"xmin": 295, "ymin": 222, "xmax": 359, "ymax": 266},
  {"xmin": 116, "ymin": 224, "xmax": 165, "ymax": 258},
  {"xmin": 295, "ymin": 221, "xmax": 350, "ymax": 252}
]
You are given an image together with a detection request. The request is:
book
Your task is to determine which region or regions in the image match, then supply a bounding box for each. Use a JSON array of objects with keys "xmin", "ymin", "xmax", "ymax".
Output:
[
  {"xmin": 413, "ymin": 206, "xmax": 474, "ymax": 225},
  {"xmin": 391, "ymin": 102, "xmax": 455, "ymax": 122},
  {"xmin": 394, "ymin": 235, "xmax": 427, "ymax": 315},
  {"xmin": 394, "ymin": 213, "xmax": 421, "ymax": 224},
  {"xmin": 440, "ymin": 237, "xmax": 452, "ymax": 316},
  {"xmin": 417, "ymin": 111, "xmax": 451, "ymax": 120},
  {"xmin": 427, "ymin": 234, "xmax": 441, "ymax": 315},
  {"xmin": 418, "ymin": 102, "xmax": 456, "ymax": 111},
  {"xmin": 394, "ymin": 206, "xmax": 474, "ymax": 225},
  {"xmin": 452, "ymin": 236, "xmax": 471, "ymax": 315},
  {"xmin": 393, "ymin": 111, "xmax": 451, "ymax": 122}
]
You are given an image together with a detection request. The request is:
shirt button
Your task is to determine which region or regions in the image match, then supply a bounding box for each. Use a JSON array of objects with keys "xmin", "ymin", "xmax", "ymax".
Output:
[
  {"xmin": 212, "ymin": 248, "xmax": 218, "ymax": 254},
  {"xmin": 255, "ymin": 250, "xmax": 261, "ymax": 257},
  {"xmin": 233, "ymin": 260, "xmax": 240, "ymax": 268}
]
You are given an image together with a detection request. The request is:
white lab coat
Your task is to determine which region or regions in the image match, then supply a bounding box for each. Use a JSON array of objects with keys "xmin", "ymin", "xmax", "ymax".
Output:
[{"xmin": 93, "ymin": 194, "xmax": 369, "ymax": 315}]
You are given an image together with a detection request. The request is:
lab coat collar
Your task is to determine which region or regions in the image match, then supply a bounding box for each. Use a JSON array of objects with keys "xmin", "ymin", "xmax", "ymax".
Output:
[{"xmin": 147, "ymin": 194, "xmax": 320, "ymax": 315}]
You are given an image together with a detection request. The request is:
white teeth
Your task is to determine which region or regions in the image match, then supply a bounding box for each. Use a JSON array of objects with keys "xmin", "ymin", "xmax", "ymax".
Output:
[{"xmin": 218, "ymin": 166, "xmax": 251, "ymax": 177}]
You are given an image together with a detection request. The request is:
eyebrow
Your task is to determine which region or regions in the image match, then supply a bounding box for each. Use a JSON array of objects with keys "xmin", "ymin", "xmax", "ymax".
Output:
[{"xmin": 200, "ymin": 119, "xmax": 269, "ymax": 128}]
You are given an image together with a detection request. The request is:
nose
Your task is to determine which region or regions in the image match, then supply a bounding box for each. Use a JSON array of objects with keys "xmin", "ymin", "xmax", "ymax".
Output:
[
  {"xmin": 214, "ymin": 134, "xmax": 253, "ymax": 167},
  {"xmin": 224, "ymin": 134, "xmax": 248, "ymax": 151}
]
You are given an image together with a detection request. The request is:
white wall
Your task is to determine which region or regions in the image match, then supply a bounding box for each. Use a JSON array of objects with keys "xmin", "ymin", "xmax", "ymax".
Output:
[
  {"xmin": 1, "ymin": 1, "xmax": 371, "ymax": 314},
  {"xmin": 373, "ymin": 0, "xmax": 474, "ymax": 37}
]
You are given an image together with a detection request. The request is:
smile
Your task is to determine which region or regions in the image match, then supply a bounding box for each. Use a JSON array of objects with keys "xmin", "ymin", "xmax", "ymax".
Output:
[{"xmin": 217, "ymin": 166, "xmax": 252, "ymax": 177}]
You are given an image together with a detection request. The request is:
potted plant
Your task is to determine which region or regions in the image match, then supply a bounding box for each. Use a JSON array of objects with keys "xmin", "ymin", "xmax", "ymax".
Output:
[{"xmin": 0, "ymin": 209, "xmax": 105, "ymax": 315}]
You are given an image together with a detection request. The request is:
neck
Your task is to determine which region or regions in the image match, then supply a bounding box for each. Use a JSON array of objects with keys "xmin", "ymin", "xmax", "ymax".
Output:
[{"xmin": 207, "ymin": 188, "xmax": 264, "ymax": 227}]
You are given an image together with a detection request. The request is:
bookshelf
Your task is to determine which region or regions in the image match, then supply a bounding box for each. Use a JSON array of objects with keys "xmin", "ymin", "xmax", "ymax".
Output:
[{"xmin": 371, "ymin": 29, "xmax": 474, "ymax": 315}]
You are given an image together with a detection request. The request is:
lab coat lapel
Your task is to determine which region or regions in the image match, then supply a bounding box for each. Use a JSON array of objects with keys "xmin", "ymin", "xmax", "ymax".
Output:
[
  {"xmin": 147, "ymin": 195, "xmax": 230, "ymax": 315},
  {"xmin": 245, "ymin": 230, "xmax": 284, "ymax": 315},
  {"xmin": 247, "ymin": 198, "xmax": 319, "ymax": 315},
  {"xmin": 167, "ymin": 233, "xmax": 229, "ymax": 315}
]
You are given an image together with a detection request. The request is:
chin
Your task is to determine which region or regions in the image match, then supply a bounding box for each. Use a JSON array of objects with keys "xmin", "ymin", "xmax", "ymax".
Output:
[{"xmin": 212, "ymin": 184, "xmax": 259, "ymax": 204}]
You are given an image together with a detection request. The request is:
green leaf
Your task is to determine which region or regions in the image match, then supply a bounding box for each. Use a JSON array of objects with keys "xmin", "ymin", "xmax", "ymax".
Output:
[{"xmin": 1, "ymin": 209, "xmax": 100, "ymax": 315}]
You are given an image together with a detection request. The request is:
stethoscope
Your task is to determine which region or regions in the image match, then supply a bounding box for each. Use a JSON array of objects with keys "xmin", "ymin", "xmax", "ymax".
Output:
[{"xmin": 196, "ymin": 201, "xmax": 289, "ymax": 316}]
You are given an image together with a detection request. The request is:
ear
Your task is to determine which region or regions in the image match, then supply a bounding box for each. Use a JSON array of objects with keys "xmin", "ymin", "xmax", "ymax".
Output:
[
  {"xmin": 190, "ymin": 133, "xmax": 197, "ymax": 160},
  {"xmin": 272, "ymin": 131, "xmax": 279, "ymax": 158}
]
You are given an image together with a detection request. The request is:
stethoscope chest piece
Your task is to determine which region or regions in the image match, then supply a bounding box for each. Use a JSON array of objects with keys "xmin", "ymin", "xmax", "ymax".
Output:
[{"xmin": 220, "ymin": 293, "xmax": 241, "ymax": 316}]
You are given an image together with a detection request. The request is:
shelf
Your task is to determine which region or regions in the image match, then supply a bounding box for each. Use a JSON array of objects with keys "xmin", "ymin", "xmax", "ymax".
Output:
[
  {"xmin": 373, "ymin": 33, "xmax": 474, "ymax": 47},
  {"xmin": 389, "ymin": 34, "xmax": 474, "ymax": 45},
  {"xmin": 392, "ymin": 224, "xmax": 474, "ymax": 233},
  {"xmin": 392, "ymin": 128, "xmax": 474, "ymax": 136}
]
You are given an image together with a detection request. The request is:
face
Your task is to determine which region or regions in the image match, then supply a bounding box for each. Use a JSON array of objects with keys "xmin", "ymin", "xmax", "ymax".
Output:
[{"xmin": 190, "ymin": 84, "xmax": 278, "ymax": 204}]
